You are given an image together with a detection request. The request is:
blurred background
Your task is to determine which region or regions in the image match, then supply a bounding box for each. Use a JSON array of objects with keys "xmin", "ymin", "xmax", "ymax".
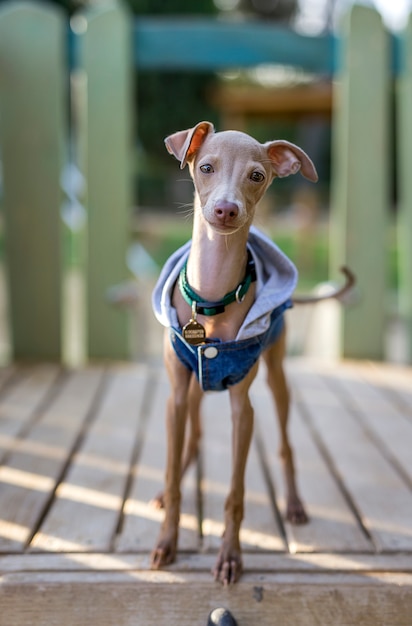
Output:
[
  {"xmin": 71, "ymin": 0, "xmax": 408, "ymax": 286},
  {"xmin": 10, "ymin": 0, "xmax": 406, "ymax": 280},
  {"xmin": 0, "ymin": 0, "xmax": 411, "ymax": 365}
]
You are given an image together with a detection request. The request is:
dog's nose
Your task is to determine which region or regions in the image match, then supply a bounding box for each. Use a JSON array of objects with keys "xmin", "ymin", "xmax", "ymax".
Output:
[{"xmin": 214, "ymin": 201, "xmax": 239, "ymax": 221}]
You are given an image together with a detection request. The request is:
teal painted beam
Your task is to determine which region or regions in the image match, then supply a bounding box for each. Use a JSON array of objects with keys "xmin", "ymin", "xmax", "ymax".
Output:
[
  {"xmin": 134, "ymin": 18, "xmax": 335, "ymax": 74},
  {"xmin": 68, "ymin": 19, "xmax": 403, "ymax": 76}
]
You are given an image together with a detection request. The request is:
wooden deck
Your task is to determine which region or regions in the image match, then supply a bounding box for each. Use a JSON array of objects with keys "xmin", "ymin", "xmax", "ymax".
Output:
[{"xmin": 0, "ymin": 358, "xmax": 411, "ymax": 625}]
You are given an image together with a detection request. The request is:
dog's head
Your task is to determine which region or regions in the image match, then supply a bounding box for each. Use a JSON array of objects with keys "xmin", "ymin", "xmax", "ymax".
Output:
[{"xmin": 165, "ymin": 121, "xmax": 318, "ymax": 235}]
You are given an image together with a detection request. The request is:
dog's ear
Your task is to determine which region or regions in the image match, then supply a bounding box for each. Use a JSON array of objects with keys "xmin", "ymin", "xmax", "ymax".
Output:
[
  {"xmin": 264, "ymin": 140, "xmax": 318, "ymax": 182},
  {"xmin": 165, "ymin": 121, "xmax": 214, "ymax": 169}
]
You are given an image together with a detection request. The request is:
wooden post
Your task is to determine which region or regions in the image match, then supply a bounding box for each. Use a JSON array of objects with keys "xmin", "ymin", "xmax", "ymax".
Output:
[
  {"xmin": 397, "ymin": 15, "xmax": 412, "ymax": 363},
  {"xmin": 0, "ymin": 1, "xmax": 66, "ymax": 361},
  {"xmin": 73, "ymin": 0, "xmax": 133, "ymax": 360},
  {"xmin": 330, "ymin": 5, "xmax": 390, "ymax": 360}
]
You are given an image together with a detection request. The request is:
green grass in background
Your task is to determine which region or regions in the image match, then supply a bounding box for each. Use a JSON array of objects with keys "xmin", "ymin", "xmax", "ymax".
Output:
[
  {"xmin": 62, "ymin": 214, "xmax": 398, "ymax": 293},
  {"xmin": 135, "ymin": 217, "xmax": 330, "ymax": 292},
  {"xmin": 136, "ymin": 216, "xmax": 400, "ymax": 293}
]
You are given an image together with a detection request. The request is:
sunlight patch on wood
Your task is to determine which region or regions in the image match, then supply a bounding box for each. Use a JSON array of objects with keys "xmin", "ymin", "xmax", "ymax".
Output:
[
  {"xmin": 73, "ymin": 451, "xmax": 131, "ymax": 475},
  {"xmin": 124, "ymin": 498, "xmax": 198, "ymax": 532},
  {"xmin": 136, "ymin": 464, "xmax": 165, "ymax": 482},
  {"xmin": 0, "ymin": 467, "xmax": 55, "ymax": 492},
  {"xmin": 240, "ymin": 526, "xmax": 283, "ymax": 550},
  {"xmin": 56, "ymin": 484, "xmax": 123, "ymax": 511},
  {"xmin": 203, "ymin": 517, "xmax": 284, "ymax": 550},
  {"xmin": 0, "ymin": 521, "xmax": 29, "ymax": 543},
  {"xmin": 29, "ymin": 533, "xmax": 87, "ymax": 552}
]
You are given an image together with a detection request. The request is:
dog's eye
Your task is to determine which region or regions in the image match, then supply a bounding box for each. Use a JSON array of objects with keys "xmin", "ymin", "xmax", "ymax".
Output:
[
  {"xmin": 200, "ymin": 164, "xmax": 214, "ymax": 174},
  {"xmin": 250, "ymin": 171, "xmax": 265, "ymax": 183}
]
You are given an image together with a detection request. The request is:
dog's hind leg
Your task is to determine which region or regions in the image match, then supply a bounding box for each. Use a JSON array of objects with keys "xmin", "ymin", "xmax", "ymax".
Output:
[{"xmin": 263, "ymin": 326, "xmax": 308, "ymax": 525}]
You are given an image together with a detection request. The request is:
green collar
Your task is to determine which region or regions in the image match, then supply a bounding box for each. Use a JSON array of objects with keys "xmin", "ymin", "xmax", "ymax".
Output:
[{"xmin": 178, "ymin": 250, "xmax": 256, "ymax": 316}]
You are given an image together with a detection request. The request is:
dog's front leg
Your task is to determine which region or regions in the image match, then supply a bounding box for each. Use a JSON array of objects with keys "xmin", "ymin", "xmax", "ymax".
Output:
[
  {"xmin": 213, "ymin": 363, "xmax": 258, "ymax": 585},
  {"xmin": 151, "ymin": 335, "xmax": 191, "ymax": 569}
]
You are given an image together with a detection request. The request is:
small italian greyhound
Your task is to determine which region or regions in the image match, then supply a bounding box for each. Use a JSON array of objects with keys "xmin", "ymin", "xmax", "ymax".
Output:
[{"xmin": 151, "ymin": 122, "xmax": 354, "ymax": 585}]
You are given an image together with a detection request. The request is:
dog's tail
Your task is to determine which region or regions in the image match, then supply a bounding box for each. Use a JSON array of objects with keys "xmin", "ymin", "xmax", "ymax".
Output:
[{"xmin": 293, "ymin": 267, "xmax": 356, "ymax": 305}]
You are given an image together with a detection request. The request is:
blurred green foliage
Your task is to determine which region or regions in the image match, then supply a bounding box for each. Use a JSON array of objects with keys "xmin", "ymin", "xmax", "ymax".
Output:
[
  {"xmin": 135, "ymin": 218, "xmax": 329, "ymax": 290},
  {"xmin": 127, "ymin": 0, "xmax": 219, "ymax": 163},
  {"xmin": 0, "ymin": 0, "xmax": 330, "ymax": 211},
  {"xmin": 135, "ymin": 217, "xmax": 400, "ymax": 291},
  {"xmin": 53, "ymin": 0, "xmax": 219, "ymax": 196}
]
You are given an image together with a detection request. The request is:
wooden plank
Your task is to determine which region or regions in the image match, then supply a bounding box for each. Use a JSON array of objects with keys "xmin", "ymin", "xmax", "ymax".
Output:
[
  {"xmin": 397, "ymin": 14, "xmax": 412, "ymax": 362},
  {"xmin": 0, "ymin": 367, "xmax": 14, "ymax": 391},
  {"xmin": 201, "ymin": 390, "xmax": 285, "ymax": 553},
  {"xmin": 330, "ymin": 5, "xmax": 389, "ymax": 359},
  {"xmin": 1, "ymin": 570, "xmax": 411, "ymax": 626},
  {"xmin": 366, "ymin": 361, "xmax": 412, "ymax": 414},
  {"xmin": 73, "ymin": 1, "xmax": 133, "ymax": 360},
  {"xmin": 2, "ymin": 551, "xmax": 412, "ymax": 574},
  {"xmin": 325, "ymin": 362, "xmax": 412, "ymax": 484},
  {"xmin": 289, "ymin": 361, "xmax": 412, "ymax": 552},
  {"xmin": 116, "ymin": 368, "xmax": 199, "ymax": 553},
  {"xmin": 0, "ymin": 1, "xmax": 66, "ymax": 360},
  {"xmin": 0, "ymin": 368, "xmax": 104, "ymax": 551},
  {"xmin": 252, "ymin": 371, "xmax": 373, "ymax": 553},
  {"xmin": 30, "ymin": 365, "xmax": 149, "ymax": 552},
  {"xmin": 0, "ymin": 366, "xmax": 60, "ymax": 463},
  {"xmin": 211, "ymin": 82, "xmax": 333, "ymax": 118},
  {"xmin": 134, "ymin": 18, "xmax": 335, "ymax": 74}
]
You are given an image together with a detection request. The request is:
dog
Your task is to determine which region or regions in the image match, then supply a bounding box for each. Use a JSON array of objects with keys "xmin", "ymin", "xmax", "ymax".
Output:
[{"xmin": 151, "ymin": 122, "xmax": 354, "ymax": 584}]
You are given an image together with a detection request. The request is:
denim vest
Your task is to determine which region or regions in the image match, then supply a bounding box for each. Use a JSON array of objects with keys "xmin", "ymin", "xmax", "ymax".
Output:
[
  {"xmin": 152, "ymin": 226, "xmax": 298, "ymax": 391},
  {"xmin": 170, "ymin": 300, "xmax": 291, "ymax": 391}
]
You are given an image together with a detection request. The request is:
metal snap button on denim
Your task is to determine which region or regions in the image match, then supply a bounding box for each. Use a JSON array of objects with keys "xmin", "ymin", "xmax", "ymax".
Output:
[{"xmin": 204, "ymin": 346, "xmax": 218, "ymax": 359}]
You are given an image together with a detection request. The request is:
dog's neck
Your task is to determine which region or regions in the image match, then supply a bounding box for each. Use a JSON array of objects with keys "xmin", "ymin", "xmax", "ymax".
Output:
[{"xmin": 186, "ymin": 204, "xmax": 250, "ymax": 303}]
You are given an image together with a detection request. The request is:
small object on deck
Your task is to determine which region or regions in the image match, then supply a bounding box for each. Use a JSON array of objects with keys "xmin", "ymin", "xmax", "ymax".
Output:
[{"xmin": 207, "ymin": 607, "xmax": 238, "ymax": 626}]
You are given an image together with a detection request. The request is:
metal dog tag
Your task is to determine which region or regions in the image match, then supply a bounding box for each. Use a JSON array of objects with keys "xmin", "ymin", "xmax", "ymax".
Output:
[
  {"xmin": 183, "ymin": 320, "xmax": 206, "ymax": 345},
  {"xmin": 183, "ymin": 302, "xmax": 206, "ymax": 345}
]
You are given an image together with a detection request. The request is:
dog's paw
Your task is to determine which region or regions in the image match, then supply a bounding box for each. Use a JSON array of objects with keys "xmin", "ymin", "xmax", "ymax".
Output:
[
  {"xmin": 150, "ymin": 491, "xmax": 165, "ymax": 509},
  {"xmin": 213, "ymin": 543, "xmax": 243, "ymax": 585},
  {"xmin": 151, "ymin": 532, "xmax": 177, "ymax": 569},
  {"xmin": 150, "ymin": 543, "xmax": 175, "ymax": 569},
  {"xmin": 286, "ymin": 496, "xmax": 309, "ymax": 525}
]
